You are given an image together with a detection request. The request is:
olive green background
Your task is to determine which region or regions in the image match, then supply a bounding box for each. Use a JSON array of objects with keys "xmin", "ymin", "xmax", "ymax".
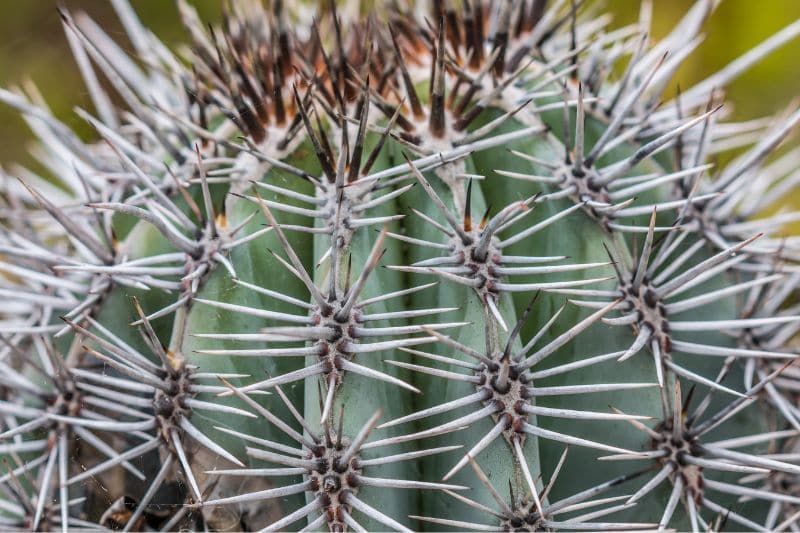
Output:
[{"xmin": 0, "ymin": 1, "xmax": 798, "ymax": 173}]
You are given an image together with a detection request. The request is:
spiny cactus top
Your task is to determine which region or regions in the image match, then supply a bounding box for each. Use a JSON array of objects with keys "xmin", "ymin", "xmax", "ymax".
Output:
[{"xmin": 2, "ymin": 1, "xmax": 800, "ymax": 531}]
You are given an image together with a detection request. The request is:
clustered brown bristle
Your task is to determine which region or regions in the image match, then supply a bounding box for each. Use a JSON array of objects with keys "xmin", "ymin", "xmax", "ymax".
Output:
[
  {"xmin": 184, "ymin": 0, "xmax": 559, "ymax": 150},
  {"xmin": 186, "ymin": 1, "xmax": 303, "ymax": 147},
  {"xmin": 380, "ymin": 0, "xmax": 557, "ymax": 139}
]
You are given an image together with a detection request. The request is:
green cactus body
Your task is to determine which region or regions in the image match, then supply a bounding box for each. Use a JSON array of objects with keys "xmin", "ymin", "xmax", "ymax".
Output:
[{"xmin": 1, "ymin": 1, "xmax": 800, "ymax": 532}]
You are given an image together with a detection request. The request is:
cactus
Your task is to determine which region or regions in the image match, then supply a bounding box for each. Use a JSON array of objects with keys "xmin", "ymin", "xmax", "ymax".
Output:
[{"xmin": 2, "ymin": 1, "xmax": 800, "ymax": 531}]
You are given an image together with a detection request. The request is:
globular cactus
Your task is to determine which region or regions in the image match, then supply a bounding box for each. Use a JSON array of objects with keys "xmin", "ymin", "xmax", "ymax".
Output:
[{"xmin": 2, "ymin": 1, "xmax": 800, "ymax": 531}]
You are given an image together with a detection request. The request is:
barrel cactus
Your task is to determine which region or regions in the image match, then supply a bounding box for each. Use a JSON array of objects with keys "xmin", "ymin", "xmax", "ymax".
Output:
[{"xmin": 2, "ymin": 0, "xmax": 800, "ymax": 531}]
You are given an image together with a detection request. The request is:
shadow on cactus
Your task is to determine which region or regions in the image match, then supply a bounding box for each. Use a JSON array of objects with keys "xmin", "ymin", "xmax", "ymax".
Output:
[{"xmin": 1, "ymin": 0, "xmax": 800, "ymax": 531}]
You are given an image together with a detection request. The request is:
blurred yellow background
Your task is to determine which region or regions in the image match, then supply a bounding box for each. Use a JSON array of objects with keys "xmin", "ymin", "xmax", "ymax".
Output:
[{"xmin": 0, "ymin": 0, "xmax": 798, "ymax": 170}]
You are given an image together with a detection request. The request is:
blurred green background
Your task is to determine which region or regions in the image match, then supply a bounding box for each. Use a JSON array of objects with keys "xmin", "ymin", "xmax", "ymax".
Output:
[{"xmin": 0, "ymin": 0, "xmax": 798, "ymax": 170}]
